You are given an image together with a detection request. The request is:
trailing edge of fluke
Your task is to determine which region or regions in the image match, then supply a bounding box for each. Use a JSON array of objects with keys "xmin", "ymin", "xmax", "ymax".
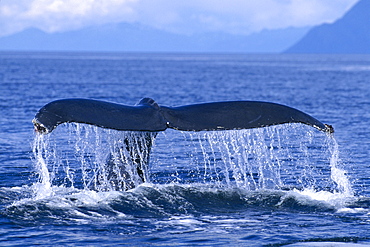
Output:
[{"xmin": 32, "ymin": 98, "xmax": 334, "ymax": 134}]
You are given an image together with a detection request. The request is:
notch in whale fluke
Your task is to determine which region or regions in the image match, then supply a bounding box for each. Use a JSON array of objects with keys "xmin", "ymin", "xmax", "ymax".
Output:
[{"xmin": 33, "ymin": 98, "xmax": 334, "ymax": 134}]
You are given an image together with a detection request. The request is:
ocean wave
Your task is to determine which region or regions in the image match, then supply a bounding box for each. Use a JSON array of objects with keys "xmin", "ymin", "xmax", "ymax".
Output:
[{"xmin": 3, "ymin": 183, "xmax": 364, "ymax": 226}]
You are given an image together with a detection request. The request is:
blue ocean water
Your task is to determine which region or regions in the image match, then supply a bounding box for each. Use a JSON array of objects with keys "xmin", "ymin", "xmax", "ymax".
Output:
[{"xmin": 1, "ymin": 52, "xmax": 370, "ymax": 246}]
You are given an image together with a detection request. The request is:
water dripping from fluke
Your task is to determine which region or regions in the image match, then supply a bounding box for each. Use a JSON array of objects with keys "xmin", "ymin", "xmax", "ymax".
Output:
[{"xmin": 30, "ymin": 123, "xmax": 353, "ymax": 201}]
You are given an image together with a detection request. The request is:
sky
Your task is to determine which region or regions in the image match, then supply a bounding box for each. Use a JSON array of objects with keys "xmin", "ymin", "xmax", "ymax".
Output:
[{"xmin": 0, "ymin": 0, "xmax": 359, "ymax": 38}]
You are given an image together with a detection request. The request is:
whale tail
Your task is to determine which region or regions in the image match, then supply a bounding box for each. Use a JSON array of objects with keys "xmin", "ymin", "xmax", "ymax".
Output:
[
  {"xmin": 32, "ymin": 98, "xmax": 333, "ymax": 191},
  {"xmin": 33, "ymin": 97, "xmax": 333, "ymax": 134}
]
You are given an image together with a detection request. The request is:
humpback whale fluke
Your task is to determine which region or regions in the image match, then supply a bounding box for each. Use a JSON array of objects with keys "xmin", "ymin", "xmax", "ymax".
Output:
[
  {"xmin": 33, "ymin": 98, "xmax": 333, "ymax": 134},
  {"xmin": 32, "ymin": 98, "xmax": 333, "ymax": 191}
]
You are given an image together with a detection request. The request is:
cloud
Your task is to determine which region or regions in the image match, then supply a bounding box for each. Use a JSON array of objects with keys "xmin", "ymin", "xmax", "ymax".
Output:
[
  {"xmin": 0, "ymin": 0, "xmax": 137, "ymax": 35},
  {"xmin": 140, "ymin": 0, "xmax": 358, "ymax": 34},
  {"xmin": 0, "ymin": 0, "xmax": 359, "ymax": 37}
]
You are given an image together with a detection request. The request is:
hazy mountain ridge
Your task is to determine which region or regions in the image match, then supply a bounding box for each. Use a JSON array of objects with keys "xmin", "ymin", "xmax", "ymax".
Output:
[
  {"xmin": 0, "ymin": 22, "xmax": 309, "ymax": 53},
  {"xmin": 285, "ymin": 0, "xmax": 370, "ymax": 54},
  {"xmin": 2, "ymin": 0, "xmax": 367, "ymax": 54}
]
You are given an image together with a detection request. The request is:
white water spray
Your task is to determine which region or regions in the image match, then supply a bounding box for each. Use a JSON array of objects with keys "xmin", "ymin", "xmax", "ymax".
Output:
[
  {"xmin": 32, "ymin": 123, "xmax": 353, "ymax": 196},
  {"xmin": 327, "ymin": 135, "xmax": 353, "ymax": 196},
  {"xmin": 32, "ymin": 134, "xmax": 53, "ymax": 198}
]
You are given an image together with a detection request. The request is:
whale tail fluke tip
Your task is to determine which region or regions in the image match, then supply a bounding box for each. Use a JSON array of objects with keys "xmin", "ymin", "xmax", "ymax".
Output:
[
  {"xmin": 32, "ymin": 119, "xmax": 50, "ymax": 134},
  {"xmin": 324, "ymin": 124, "xmax": 334, "ymax": 134}
]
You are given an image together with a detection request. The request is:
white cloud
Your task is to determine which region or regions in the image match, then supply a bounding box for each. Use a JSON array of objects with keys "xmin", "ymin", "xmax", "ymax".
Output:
[
  {"xmin": 0, "ymin": 0, "xmax": 359, "ymax": 37},
  {"xmin": 0, "ymin": 0, "xmax": 138, "ymax": 35}
]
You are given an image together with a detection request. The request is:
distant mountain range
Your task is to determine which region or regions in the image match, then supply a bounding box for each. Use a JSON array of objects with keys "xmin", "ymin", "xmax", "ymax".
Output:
[
  {"xmin": 285, "ymin": 0, "xmax": 370, "ymax": 54},
  {"xmin": 0, "ymin": 0, "xmax": 367, "ymax": 53},
  {"xmin": 0, "ymin": 24, "xmax": 309, "ymax": 53}
]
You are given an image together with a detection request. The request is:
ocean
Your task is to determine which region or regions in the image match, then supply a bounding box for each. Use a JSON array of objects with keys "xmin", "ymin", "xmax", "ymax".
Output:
[{"xmin": 0, "ymin": 52, "xmax": 370, "ymax": 246}]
